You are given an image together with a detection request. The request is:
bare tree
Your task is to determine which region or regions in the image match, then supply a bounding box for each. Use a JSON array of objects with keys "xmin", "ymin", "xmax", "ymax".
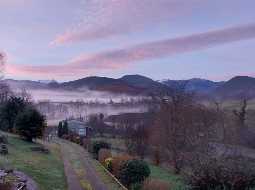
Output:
[
  {"xmin": 233, "ymin": 98, "xmax": 247, "ymax": 129},
  {"xmin": 151, "ymin": 84, "xmax": 218, "ymax": 174},
  {"xmin": 0, "ymin": 52, "xmax": 5, "ymax": 79},
  {"xmin": 0, "ymin": 52, "xmax": 11, "ymax": 103}
]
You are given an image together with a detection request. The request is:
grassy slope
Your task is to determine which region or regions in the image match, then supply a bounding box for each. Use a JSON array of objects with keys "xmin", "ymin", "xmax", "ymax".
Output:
[
  {"xmin": 149, "ymin": 165, "xmax": 185, "ymax": 190},
  {"xmin": 0, "ymin": 133, "xmax": 67, "ymax": 190}
]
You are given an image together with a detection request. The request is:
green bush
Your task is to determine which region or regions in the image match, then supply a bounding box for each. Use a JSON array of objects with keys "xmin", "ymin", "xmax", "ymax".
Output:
[
  {"xmin": 119, "ymin": 159, "xmax": 150, "ymax": 188},
  {"xmin": 88, "ymin": 141, "xmax": 110, "ymax": 159},
  {"xmin": 105, "ymin": 157, "xmax": 113, "ymax": 172}
]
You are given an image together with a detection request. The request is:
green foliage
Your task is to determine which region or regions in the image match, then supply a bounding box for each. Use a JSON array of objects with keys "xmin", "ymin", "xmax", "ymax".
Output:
[
  {"xmin": 119, "ymin": 159, "xmax": 150, "ymax": 188},
  {"xmin": 0, "ymin": 96, "xmax": 27, "ymax": 131},
  {"xmin": 88, "ymin": 141, "xmax": 110, "ymax": 159},
  {"xmin": 105, "ymin": 157, "xmax": 113, "ymax": 172},
  {"xmin": 15, "ymin": 107, "xmax": 46, "ymax": 141}
]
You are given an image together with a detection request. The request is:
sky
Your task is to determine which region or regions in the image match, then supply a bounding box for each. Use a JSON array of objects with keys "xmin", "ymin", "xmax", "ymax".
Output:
[{"xmin": 0, "ymin": 0, "xmax": 255, "ymax": 82}]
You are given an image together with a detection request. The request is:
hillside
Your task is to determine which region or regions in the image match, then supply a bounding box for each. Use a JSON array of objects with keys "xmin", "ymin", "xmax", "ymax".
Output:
[
  {"xmin": 59, "ymin": 76, "xmax": 144, "ymax": 94},
  {"xmin": 213, "ymin": 76, "xmax": 255, "ymax": 99},
  {"xmin": 4, "ymin": 75, "xmax": 255, "ymax": 99},
  {"xmin": 162, "ymin": 78, "xmax": 224, "ymax": 94}
]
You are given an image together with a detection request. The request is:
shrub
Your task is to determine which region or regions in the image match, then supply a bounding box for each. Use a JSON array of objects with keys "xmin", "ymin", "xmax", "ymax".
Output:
[
  {"xmin": 105, "ymin": 157, "xmax": 113, "ymax": 172},
  {"xmin": 142, "ymin": 179, "xmax": 171, "ymax": 190},
  {"xmin": 111, "ymin": 155, "xmax": 133, "ymax": 177},
  {"xmin": 89, "ymin": 141, "xmax": 110, "ymax": 159},
  {"xmin": 98, "ymin": 149, "xmax": 112, "ymax": 165},
  {"xmin": 187, "ymin": 156, "xmax": 255, "ymax": 190},
  {"xmin": 119, "ymin": 159, "xmax": 150, "ymax": 188}
]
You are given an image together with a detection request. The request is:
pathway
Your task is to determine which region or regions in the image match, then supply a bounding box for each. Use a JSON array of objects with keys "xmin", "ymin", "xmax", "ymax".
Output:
[{"xmin": 59, "ymin": 139, "xmax": 109, "ymax": 190}]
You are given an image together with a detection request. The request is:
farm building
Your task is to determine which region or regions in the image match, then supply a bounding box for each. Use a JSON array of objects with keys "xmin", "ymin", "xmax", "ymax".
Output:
[{"xmin": 67, "ymin": 120, "xmax": 92, "ymax": 137}]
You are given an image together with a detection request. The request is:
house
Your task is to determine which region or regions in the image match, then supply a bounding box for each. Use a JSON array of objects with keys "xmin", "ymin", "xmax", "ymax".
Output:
[{"xmin": 67, "ymin": 120, "xmax": 92, "ymax": 137}]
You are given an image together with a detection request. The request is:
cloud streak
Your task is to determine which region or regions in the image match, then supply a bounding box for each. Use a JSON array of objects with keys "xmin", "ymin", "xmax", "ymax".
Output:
[
  {"xmin": 7, "ymin": 23, "xmax": 255, "ymax": 79},
  {"xmin": 51, "ymin": 0, "xmax": 203, "ymax": 45}
]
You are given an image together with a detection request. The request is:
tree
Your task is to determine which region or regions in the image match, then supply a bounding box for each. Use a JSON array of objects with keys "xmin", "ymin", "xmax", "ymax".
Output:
[
  {"xmin": 57, "ymin": 121, "xmax": 63, "ymax": 137},
  {"xmin": 233, "ymin": 98, "xmax": 247, "ymax": 129},
  {"xmin": 0, "ymin": 52, "xmax": 5, "ymax": 80},
  {"xmin": 0, "ymin": 96, "xmax": 27, "ymax": 131},
  {"xmin": 62, "ymin": 120, "xmax": 68, "ymax": 136},
  {"xmin": 15, "ymin": 107, "xmax": 46, "ymax": 142},
  {"xmin": 0, "ymin": 83, "xmax": 11, "ymax": 104},
  {"xmin": 151, "ymin": 84, "xmax": 217, "ymax": 174}
]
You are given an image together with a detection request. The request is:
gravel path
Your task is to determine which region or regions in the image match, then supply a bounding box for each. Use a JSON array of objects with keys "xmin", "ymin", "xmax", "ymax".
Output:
[
  {"xmin": 60, "ymin": 145, "xmax": 83, "ymax": 190},
  {"xmin": 69, "ymin": 142, "xmax": 109, "ymax": 190},
  {"xmin": 59, "ymin": 140, "xmax": 108, "ymax": 190}
]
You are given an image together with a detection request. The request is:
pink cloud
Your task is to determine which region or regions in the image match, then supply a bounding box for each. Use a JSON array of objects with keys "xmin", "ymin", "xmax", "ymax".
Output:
[
  {"xmin": 51, "ymin": 0, "xmax": 203, "ymax": 45},
  {"xmin": 7, "ymin": 23, "xmax": 255, "ymax": 79}
]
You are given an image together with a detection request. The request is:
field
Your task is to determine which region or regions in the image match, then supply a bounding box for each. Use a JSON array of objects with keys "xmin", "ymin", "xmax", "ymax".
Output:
[{"xmin": 0, "ymin": 133, "xmax": 67, "ymax": 190}]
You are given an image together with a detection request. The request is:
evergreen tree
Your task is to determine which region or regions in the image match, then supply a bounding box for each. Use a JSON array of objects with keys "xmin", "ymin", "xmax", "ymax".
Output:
[
  {"xmin": 15, "ymin": 107, "xmax": 46, "ymax": 142},
  {"xmin": 62, "ymin": 120, "xmax": 68, "ymax": 136},
  {"xmin": 57, "ymin": 121, "xmax": 63, "ymax": 137}
]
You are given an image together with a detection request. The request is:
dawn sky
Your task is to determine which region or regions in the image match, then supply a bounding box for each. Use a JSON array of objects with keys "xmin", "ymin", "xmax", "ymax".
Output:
[{"xmin": 1, "ymin": 0, "xmax": 255, "ymax": 81}]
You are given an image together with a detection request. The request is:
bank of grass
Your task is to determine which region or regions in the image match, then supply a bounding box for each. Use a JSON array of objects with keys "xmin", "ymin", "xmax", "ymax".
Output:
[
  {"xmin": 0, "ymin": 133, "xmax": 67, "ymax": 190},
  {"xmin": 149, "ymin": 164, "xmax": 186, "ymax": 190}
]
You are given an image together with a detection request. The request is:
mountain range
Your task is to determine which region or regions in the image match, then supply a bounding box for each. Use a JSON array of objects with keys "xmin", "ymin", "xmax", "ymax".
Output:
[{"xmin": 4, "ymin": 75, "xmax": 255, "ymax": 99}]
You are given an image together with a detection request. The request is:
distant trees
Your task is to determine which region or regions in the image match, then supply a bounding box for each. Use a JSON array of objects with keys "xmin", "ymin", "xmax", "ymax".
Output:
[{"xmin": 15, "ymin": 107, "xmax": 46, "ymax": 142}]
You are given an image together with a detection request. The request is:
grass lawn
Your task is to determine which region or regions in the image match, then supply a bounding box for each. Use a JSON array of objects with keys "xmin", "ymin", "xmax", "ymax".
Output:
[
  {"xmin": 0, "ymin": 133, "xmax": 67, "ymax": 190},
  {"xmin": 149, "ymin": 164, "xmax": 186, "ymax": 190}
]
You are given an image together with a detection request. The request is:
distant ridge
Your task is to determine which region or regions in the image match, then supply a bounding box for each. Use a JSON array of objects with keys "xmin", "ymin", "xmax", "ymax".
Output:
[
  {"xmin": 213, "ymin": 76, "xmax": 255, "ymax": 99},
  {"xmin": 161, "ymin": 78, "xmax": 224, "ymax": 94},
  {"xmin": 3, "ymin": 75, "xmax": 255, "ymax": 99}
]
